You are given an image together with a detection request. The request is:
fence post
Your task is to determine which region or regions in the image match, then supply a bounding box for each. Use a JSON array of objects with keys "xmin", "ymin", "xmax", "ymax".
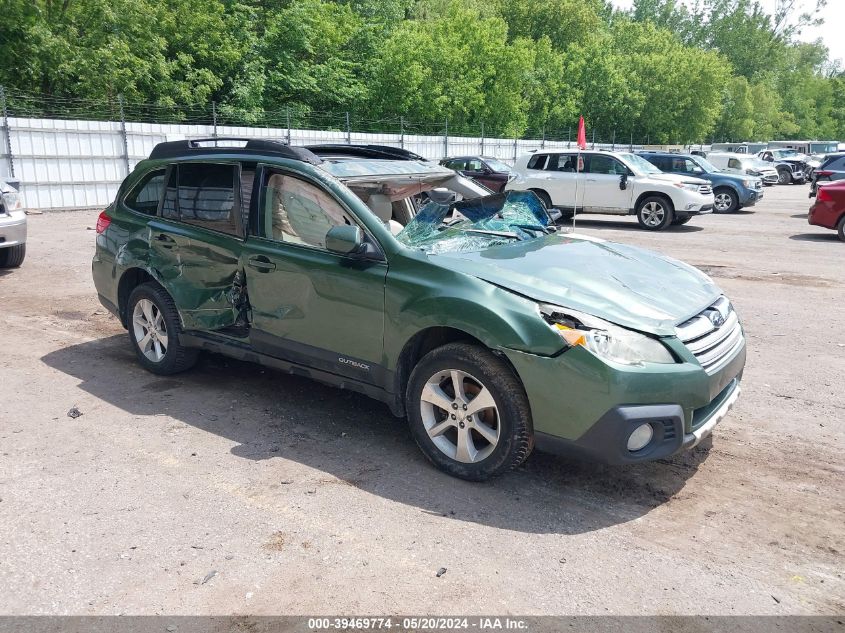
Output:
[
  {"xmin": 286, "ymin": 107, "xmax": 291, "ymax": 145},
  {"xmin": 567, "ymin": 127, "xmax": 571, "ymax": 149},
  {"xmin": 480, "ymin": 121, "xmax": 484, "ymax": 156},
  {"xmin": 444, "ymin": 119, "xmax": 448, "ymax": 158},
  {"xmin": 212, "ymin": 101, "xmax": 218, "ymax": 141},
  {"xmin": 513, "ymin": 137, "xmax": 518, "ymax": 162},
  {"xmin": 400, "ymin": 116, "xmax": 405, "ymax": 149},
  {"xmin": 117, "ymin": 94, "xmax": 130, "ymax": 176},
  {"xmin": 541, "ymin": 127, "xmax": 545, "ymax": 150},
  {"xmin": 345, "ymin": 112, "xmax": 351, "ymax": 145},
  {"xmin": 592, "ymin": 130, "xmax": 596, "ymax": 150},
  {"xmin": 0, "ymin": 86, "xmax": 14, "ymax": 178},
  {"xmin": 611, "ymin": 129, "xmax": 615, "ymax": 151},
  {"xmin": 629, "ymin": 132, "xmax": 633, "ymax": 151}
]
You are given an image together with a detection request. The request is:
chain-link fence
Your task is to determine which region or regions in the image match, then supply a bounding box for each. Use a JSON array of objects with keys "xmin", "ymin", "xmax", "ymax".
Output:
[{"xmin": 0, "ymin": 88, "xmax": 710, "ymax": 210}]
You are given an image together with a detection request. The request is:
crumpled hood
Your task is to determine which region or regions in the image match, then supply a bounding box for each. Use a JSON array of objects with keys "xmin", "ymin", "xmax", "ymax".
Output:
[{"xmin": 430, "ymin": 233, "xmax": 721, "ymax": 336}]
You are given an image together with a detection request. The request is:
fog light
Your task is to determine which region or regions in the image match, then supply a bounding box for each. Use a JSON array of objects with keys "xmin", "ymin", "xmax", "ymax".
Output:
[{"xmin": 627, "ymin": 423, "xmax": 654, "ymax": 452}]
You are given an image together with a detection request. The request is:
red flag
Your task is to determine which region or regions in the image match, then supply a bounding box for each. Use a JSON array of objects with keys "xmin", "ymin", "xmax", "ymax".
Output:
[{"xmin": 577, "ymin": 116, "xmax": 587, "ymax": 150}]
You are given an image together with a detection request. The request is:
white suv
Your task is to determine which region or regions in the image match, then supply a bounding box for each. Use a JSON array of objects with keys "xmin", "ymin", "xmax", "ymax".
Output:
[{"xmin": 506, "ymin": 150, "xmax": 714, "ymax": 230}]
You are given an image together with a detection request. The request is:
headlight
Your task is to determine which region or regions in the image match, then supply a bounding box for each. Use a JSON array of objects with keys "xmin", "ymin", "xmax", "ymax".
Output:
[
  {"xmin": 539, "ymin": 304, "xmax": 675, "ymax": 365},
  {"xmin": 675, "ymin": 182, "xmax": 700, "ymax": 192},
  {"xmin": 746, "ymin": 169, "xmax": 760, "ymax": 176},
  {"xmin": 1, "ymin": 189, "xmax": 20, "ymax": 213}
]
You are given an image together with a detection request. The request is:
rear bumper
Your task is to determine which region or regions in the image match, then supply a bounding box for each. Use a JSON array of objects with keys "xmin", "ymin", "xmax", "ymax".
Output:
[
  {"xmin": 0, "ymin": 211, "xmax": 27, "ymax": 248},
  {"xmin": 808, "ymin": 200, "xmax": 842, "ymax": 230}
]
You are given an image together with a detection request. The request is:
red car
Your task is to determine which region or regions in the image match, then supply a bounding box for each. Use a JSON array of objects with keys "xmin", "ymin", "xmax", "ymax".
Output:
[{"xmin": 808, "ymin": 182, "xmax": 845, "ymax": 241}]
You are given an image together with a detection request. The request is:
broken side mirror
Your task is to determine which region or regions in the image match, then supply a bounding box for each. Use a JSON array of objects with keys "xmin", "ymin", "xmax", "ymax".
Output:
[{"xmin": 326, "ymin": 225, "xmax": 365, "ymax": 256}]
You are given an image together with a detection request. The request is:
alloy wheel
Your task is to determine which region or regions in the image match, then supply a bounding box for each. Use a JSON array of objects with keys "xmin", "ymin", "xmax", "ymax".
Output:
[
  {"xmin": 714, "ymin": 192, "xmax": 733, "ymax": 212},
  {"xmin": 641, "ymin": 201, "xmax": 666, "ymax": 227},
  {"xmin": 419, "ymin": 369, "xmax": 500, "ymax": 463},
  {"xmin": 132, "ymin": 298, "xmax": 169, "ymax": 362}
]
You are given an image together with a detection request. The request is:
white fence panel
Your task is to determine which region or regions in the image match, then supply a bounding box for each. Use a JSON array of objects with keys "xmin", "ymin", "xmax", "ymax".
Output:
[{"xmin": 1, "ymin": 116, "xmax": 663, "ymax": 210}]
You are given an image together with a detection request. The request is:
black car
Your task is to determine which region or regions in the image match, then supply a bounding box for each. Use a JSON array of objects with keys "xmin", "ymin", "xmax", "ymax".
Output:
[
  {"xmin": 809, "ymin": 152, "xmax": 845, "ymax": 197},
  {"xmin": 440, "ymin": 156, "xmax": 513, "ymax": 192}
]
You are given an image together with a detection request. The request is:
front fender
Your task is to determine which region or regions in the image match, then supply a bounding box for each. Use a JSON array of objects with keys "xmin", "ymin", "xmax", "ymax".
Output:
[{"xmin": 383, "ymin": 257, "xmax": 565, "ymax": 369}]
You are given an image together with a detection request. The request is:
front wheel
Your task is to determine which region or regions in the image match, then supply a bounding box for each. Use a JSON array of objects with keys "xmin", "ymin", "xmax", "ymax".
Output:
[
  {"xmin": 528, "ymin": 188, "xmax": 552, "ymax": 210},
  {"xmin": 838, "ymin": 216, "xmax": 845, "ymax": 242},
  {"xmin": 127, "ymin": 283, "xmax": 198, "ymax": 375},
  {"xmin": 406, "ymin": 343, "xmax": 533, "ymax": 481},
  {"xmin": 713, "ymin": 188, "xmax": 739, "ymax": 214},
  {"xmin": 0, "ymin": 244, "xmax": 26, "ymax": 268},
  {"xmin": 777, "ymin": 168, "xmax": 791, "ymax": 185},
  {"xmin": 636, "ymin": 196, "xmax": 674, "ymax": 230}
]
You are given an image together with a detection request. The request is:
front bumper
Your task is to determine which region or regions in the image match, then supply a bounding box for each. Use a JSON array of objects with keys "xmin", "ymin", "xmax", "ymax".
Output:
[
  {"xmin": 738, "ymin": 188, "xmax": 763, "ymax": 206},
  {"xmin": 505, "ymin": 336, "xmax": 746, "ymax": 465},
  {"xmin": 0, "ymin": 210, "xmax": 27, "ymax": 248}
]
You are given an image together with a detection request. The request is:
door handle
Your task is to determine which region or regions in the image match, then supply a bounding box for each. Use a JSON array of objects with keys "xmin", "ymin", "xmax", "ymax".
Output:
[
  {"xmin": 248, "ymin": 255, "xmax": 276, "ymax": 272},
  {"xmin": 154, "ymin": 233, "xmax": 176, "ymax": 248}
]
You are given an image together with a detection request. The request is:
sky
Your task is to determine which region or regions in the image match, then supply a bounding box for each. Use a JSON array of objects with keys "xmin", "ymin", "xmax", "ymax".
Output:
[{"xmin": 608, "ymin": 0, "xmax": 845, "ymax": 65}]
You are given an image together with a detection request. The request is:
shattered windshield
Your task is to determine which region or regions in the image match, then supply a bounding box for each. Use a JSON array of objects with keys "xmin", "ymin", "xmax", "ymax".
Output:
[
  {"xmin": 396, "ymin": 190, "xmax": 553, "ymax": 254},
  {"xmin": 619, "ymin": 153, "xmax": 662, "ymax": 175}
]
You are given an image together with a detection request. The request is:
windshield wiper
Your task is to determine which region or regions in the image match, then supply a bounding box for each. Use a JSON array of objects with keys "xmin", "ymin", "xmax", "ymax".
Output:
[{"xmin": 463, "ymin": 229, "xmax": 523, "ymax": 240}]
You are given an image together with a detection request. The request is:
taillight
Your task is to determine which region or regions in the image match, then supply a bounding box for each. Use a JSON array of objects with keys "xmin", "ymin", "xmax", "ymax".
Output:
[
  {"xmin": 95, "ymin": 210, "xmax": 111, "ymax": 234},
  {"xmin": 817, "ymin": 187, "xmax": 832, "ymax": 202}
]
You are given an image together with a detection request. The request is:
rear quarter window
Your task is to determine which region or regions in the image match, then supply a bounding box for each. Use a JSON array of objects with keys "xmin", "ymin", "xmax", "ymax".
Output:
[
  {"xmin": 527, "ymin": 154, "xmax": 548, "ymax": 170},
  {"xmin": 124, "ymin": 169, "xmax": 166, "ymax": 215}
]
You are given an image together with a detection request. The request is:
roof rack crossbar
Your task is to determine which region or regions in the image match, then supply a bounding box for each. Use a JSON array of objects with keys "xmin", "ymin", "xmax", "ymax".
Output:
[{"xmin": 147, "ymin": 137, "xmax": 322, "ymax": 164}]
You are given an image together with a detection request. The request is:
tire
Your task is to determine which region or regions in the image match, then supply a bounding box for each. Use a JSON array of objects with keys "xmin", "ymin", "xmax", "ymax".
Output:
[
  {"xmin": 528, "ymin": 188, "xmax": 552, "ymax": 210},
  {"xmin": 838, "ymin": 216, "xmax": 845, "ymax": 242},
  {"xmin": 0, "ymin": 244, "xmax": 26, "ymax": 268},
  {"xmin": 777, "ymin": 168, "xmax": 791, "ymax": 185},
  {"xmin": 671, "ymin": 213, "xmax": 692, "ymax": 225},
  {"xmin": 406, "ymin": 342, "xmax": 533, "ymax": 481},
  {"xmin": 636, "ymin": 195, "xmax": 674, "ymax": 231},
  {"xmin": 712, "ymin": 188, "xmax": 739, "ymax": 214},
  {"xmin": 127, "ymin": 282, "xmax": 198, "ymax": 375}
]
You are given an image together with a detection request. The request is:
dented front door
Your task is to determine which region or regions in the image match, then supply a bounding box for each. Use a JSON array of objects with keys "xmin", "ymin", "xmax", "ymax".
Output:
[{"xmin": 147, "ymin": 163, "xmax": 244, "ymax": 332}]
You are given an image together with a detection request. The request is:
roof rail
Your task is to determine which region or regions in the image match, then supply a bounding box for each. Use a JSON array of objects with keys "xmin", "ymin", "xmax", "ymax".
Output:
[
  {"xmin": 305, "ymin": 144, "xmax": 426, "ymax": 161},
  {"xmin": 148, "ymin": 137, "xmax": 322, "ymax": 164}
]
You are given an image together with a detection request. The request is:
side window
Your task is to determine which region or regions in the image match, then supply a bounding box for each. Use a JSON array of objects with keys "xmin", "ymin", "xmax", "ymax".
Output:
[
  {"xmin": 162, "ymin": 167, "xmax": 179, "ymax": 220},
  {"xmin": 261, "ymin": 172, "xmax": 355, "ymax": 249},
  {"xmin": 449, "ymin": 160, "xmax": 466, "ymax": 171},
  {"xmin": 828, "ymin": 156, "xmax": 845, "ymax": 170},
  {"xmin": 125, "ymin": 169, "xmax": 166, "ymax": 215},
  {"xmin": 547, "ymin": 154, "xmax": 576, "ymax": 172},
  {"xmin": 466, "ymin": 159, "xmax": 483, "ymax": 171},
  {"xmin": 527, "ymin": 154, "xmax": 548, "ymax": 170},
  {"xmin": 728, "ymin": 158, "xmax": 742, "ymax": 170},
  {"xmin": 176, "ymin": 163, "xmax": 240, "ymax": 236},
  {"xmin": 684, "ymin": 158, "xmax": 704, "ymax": 173},
  {"xmin": 586, "ymin": 155, "xmax": 624, "ymax": 175}
]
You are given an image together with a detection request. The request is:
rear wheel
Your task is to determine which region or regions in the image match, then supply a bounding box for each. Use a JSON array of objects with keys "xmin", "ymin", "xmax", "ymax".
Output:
[
  {"xmin": 838, "ymin": 216, "xmax": 845, "ymax": 242},
  {"xmin": 713, "ymin": 188, "xmax": 739, "ymax": 214},
  {"xmin": 636, "ymin": 196, "xmax": 674, "ymax": 230},
  {"xmin": 407, "ymin": 343, "xmax": 533, "ymax": 481},
  {"xmin": 0, "ymin": 244, "xmax": 26, "ymax": 268},
  {"xmin": 127, "ymin": 283, "xmax": 198, "ymax": 375}
]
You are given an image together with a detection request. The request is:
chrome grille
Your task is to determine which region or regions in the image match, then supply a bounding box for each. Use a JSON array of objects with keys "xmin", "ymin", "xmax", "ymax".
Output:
[
  {"xmin": 698, "ymin": 184, "xmax": 713, "ymax": 195},
  {"xmin": 675, "ymin": 297, "xmax": 744, "ymax": 375}
]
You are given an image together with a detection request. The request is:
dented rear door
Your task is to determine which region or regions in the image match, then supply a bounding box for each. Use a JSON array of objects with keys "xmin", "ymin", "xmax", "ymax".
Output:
[{"xmin": 147, "ymin": 162, "xmax": 245, "ymax": 332}]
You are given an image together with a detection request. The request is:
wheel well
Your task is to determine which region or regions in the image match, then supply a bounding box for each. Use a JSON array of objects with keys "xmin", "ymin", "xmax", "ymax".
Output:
[
  {"xmin": 528, "ymin": 188, "xmax": 551, "ymax": 205},
  {"xmin": 713, "ymin": 185, "xmax": 737, "ymax": 195},
  {"xmin": 391, "ymin": 326, "xmax": 522, "ymax": 418},
  {"xmin": 634, "ymin": 192, "xmax": 673, "ymax": 213},
  {"xmin": 117, "ymin": 268, "xmax": 156, "ymax": 327}
]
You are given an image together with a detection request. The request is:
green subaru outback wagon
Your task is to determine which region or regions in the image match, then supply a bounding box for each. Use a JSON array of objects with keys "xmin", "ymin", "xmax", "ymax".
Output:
[{"xmin": 92, "ymin": 139, "xmax": 745, "ymax": 480}]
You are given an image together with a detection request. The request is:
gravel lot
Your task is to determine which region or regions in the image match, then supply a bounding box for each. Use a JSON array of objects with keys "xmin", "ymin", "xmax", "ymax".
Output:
[{"xmin": 0, "ymin": 184, "xmax": 842, "ymax": 616}]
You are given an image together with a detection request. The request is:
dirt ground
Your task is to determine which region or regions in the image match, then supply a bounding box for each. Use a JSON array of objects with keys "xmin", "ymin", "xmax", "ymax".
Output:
[{"xmin": 0, "ymin": 184, "xmax": 842, "ymax": 617}]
